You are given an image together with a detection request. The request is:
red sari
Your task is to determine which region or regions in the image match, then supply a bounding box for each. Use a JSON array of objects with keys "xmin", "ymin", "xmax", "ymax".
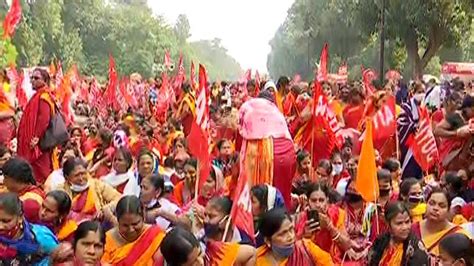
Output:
[{"xmin": 17, "ymin": 88, "xmax": 55, "ymax": 184}]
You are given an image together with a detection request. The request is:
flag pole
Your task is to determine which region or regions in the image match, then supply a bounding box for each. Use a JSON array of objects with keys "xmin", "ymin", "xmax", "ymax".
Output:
[
  {"xmin": 395, "ymin": 128, "xmax": 400, "ymax": 160},
  {"xmin": 310, "ymin": 83, "xmax": 317, "ymax": 181},
  {"xmin": 222, "ymin": 216, "xmax": 232, "ymax": 242}
]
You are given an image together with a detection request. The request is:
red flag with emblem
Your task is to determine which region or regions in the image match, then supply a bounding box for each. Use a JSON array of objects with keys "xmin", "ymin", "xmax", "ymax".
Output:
[
  {"xmin": 362, "ymin": 66, "xmax": 377, "ymax": 96},
  {"xmin": 187, "ymin": 65, "xmax": 210, "ymax": 197},
  {"xmin": 3, "ymin": 0, "xmax": 22, "ymax": 39},
  {"xmin": 407, "ymin": 107, "xmax": 439, "ymax": 171}
]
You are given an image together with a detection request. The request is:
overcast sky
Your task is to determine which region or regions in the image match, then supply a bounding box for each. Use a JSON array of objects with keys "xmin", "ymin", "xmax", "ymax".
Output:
[{"xmin": 149, "ymin": 0, "xmax": 294, "ymax": 73}]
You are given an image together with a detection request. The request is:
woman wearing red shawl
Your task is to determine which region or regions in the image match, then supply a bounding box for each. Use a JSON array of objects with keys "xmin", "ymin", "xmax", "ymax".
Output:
[
  {"xmin": 17, "ymin": 68, "xmax": 57, "ymax": 184},
  {"xmin": 238, "ymin": 91, "xmax": 296, "ymax": 207},
  {"xmin": 2, "ymin": 157, "xmax": 45, "ymax": 223},
  {"xmin": 295, "ymin": 183, "xmax": 353, "ymax": 264},
  {"xmin": 342, "ymin": 85, "xmax": 365, "ymax": 129},
  {"xmin": 433, "ymin": 94, "xmax": 474, "ymax": 172}
]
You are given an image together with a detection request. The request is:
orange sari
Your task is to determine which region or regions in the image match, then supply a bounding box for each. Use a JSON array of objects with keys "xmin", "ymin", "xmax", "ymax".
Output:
[
  {"xmin": 102, "ymin": 225, "xmax": 165, "ymax": 266},
  {"xmin": 206, "ymin": 240, "xmax": 240, "ymax": 266},
  {"xmin": 57, "ymin": 219, "xmax": 78, "ymax": 242},
  {"xmin": 379, "ymin": 243, "xmax": 403, "ymax": 266}
]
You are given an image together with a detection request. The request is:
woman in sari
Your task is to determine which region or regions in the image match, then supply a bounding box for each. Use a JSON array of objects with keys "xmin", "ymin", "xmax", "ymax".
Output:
[
  {"xmin": 161, "ymin": 226, "xmax": 256, "ymax": 266},
  {"xmin": 140, "ymin": 174, "xmax": 180, "ymax": 230},
  {"xmin": 102, "ymin": 195, "xmax": 166, "ymax": 265},
  {"xmin": 251, "ymin": 184, "xmax": 285, "ymax": 246},
  {"xmin": 175, "ymin": 83, "xmax": 196, "ymax": 136},
  {"xmin": 71, "ymin": 221, "xmax": 105, "ymax": 265},
  {"xmin": 292, "ymin": 150, "xmax": 312, "ymax": 191},
  {"xmin": 412, "ymin": 188, "xmax": 470, "ymax": 258},
  {"xmin": 337, "ymin": 178, "xmax": 374, "ymax": 264},
  {"xmin": 87, "ymin": 128, "xmax": 114, "ymax": 179},
  {"xmin": 439, "ymin": 233, "xmax": 474, "ymax": 266},
  {"xmin": 3, "ymin": 157, "xmax": 45, "ymax": 223},
  {"xmin": 39, "ymin": 190, "xmax": 75, "ymax": 242},
  {"xmin": 433, "ymin": 94, "xmax": 474, "ymax": 173},
  {"xmin": 101, "ymin": 147, "xmax": 139, "ymax": 196},
  {"xmin": 135, "ymin": 149, "xmax": 158, "ymax": 186},
  {"xmin": 368, "ymin": 201, "xmax": 430, "ymax": 265},
  {"xmin": 0, "ymin": 192, "xmax": 58, "ymax": 265},
  {"xmin": 59, "ymin": 157, "xmax": 121, "ymax": 226},
  {"xmin": 295, "ymin": 182, "xmax": 353, "ymax": 264},
  {"xmin": 174, "ymin": 158, "xmax": 224, "ymax": 207},
  {"xmin": 399, "ymin": 178, "xmax": 427, "ymax": 223},
  {"xmin": 44, "ymin": 142, "xmax": 81, "ymax": 192},
  {"xmin": 256, "ymin": 208, "xmax": 333, "ymax": 265},
  {"xmin": 239, "ymin": 91, "xmax": 296, "ymax": 207}
]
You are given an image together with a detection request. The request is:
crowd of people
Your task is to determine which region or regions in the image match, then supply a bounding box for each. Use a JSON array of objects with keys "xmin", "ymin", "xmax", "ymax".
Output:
[{"xmin": 0, "ymin": 65, "xmax": 472, "ymax": 266}]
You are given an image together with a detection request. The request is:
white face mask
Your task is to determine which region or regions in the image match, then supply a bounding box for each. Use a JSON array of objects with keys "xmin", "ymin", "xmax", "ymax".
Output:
[
  {"xmin": 413, "ymin": 93, "xmax": 425, "ymax": 103},
  {"xmin": 333, "ymin": 164, "xmax": 343, "ymax": 175},
  {"xmin": 70, "ymin": 182, "xmax": 89, "ymax": 193}
]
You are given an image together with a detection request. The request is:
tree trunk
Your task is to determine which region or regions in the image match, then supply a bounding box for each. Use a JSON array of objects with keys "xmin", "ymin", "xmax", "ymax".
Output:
[{"xmin": 404, "ymin": 28, "xmax": 422, "ymax": 79}]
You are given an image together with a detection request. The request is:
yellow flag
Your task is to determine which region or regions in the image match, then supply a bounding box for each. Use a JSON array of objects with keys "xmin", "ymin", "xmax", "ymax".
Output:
[{"xmin": 355, "ymin": 118, "xmax": 379, "ymax": 202}]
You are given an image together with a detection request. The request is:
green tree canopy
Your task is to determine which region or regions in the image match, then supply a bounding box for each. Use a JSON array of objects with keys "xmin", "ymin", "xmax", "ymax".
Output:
[
  {"xmin": 267, "ymin": 0, "xmax": 473, "ymax": 80},
  {"xmin": 0, "ymin": 1, "xmax": 241, "ymax": 80}
]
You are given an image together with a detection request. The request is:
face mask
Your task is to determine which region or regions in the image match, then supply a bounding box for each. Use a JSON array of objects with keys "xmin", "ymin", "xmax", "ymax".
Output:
[
  {"xmin": 345, "ymin": 193, "xmax": 363, "ymax": 203},
  {"xmin": 379, "ymin": 189, "xmax": 391, "ymax": 197},
  {"xmin": 271, "ymin": 243, "xmax": 294, "ymax": 258},
  {"xmin": 204, "ymin": 215, "xmax": 228, "ymax": 237},
  {"xmin": 333, "ymin": 164, "xmax": 343, "ymax": 175},
  {"xmin": 70, "ymin": 182, "xmax": 89, "ymax": 193},
  {"xmin": 408, "ymin": 195, "xmax": 424, "ymax": 204},
  {"xmin": 413, "ymin": 93, "xmax": 425, "ymax": 103}
]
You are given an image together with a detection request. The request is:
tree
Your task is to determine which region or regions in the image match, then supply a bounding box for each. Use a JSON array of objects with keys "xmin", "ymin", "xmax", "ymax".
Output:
[
  {"xmin": 174, "ymin": 14, "xmax": 190, "ymax": 44},
  {"xmin": 342, "ymin": 0, "xmax": 472, "ymax": 78}
]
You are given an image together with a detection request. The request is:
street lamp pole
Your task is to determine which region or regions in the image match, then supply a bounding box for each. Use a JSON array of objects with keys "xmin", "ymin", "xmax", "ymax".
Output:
[{"xmin": 379, "ymin": 0, "xmax": 386, "ymax": 83}]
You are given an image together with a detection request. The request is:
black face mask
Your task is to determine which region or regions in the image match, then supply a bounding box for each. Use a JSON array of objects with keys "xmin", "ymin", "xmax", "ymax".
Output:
[
  {"xmin": 345, "ymin": 193, "xmax": 363, "ymax": 203},
  {"xmin": 379, "ymin": 189, "xmax": 391, "ymax": 197}
]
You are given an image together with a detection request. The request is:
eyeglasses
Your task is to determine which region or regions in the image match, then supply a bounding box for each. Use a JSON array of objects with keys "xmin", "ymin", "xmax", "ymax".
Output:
[{"xmin": 31, "ymin": 76, "xmax": 42, "ymax": 80}]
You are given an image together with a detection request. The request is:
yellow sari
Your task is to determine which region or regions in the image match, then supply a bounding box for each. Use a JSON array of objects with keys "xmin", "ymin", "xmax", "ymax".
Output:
[
  {"xmin": 275, "ymin": 90, "xmax": 284, "ymax": 114},
  {"xmin": 102, "ymin": 225, "xmax": 165, "ymax": 265},
  {"xmin": 256, "ymin": 239, "xmax": 333, "ymax": 266},
  {"xmin": 410, "ymin": 203, "xmax": 426, "ymax": 223},
  {"xmin": 418, "ymin": 220, "xmax": 470, "ymax": 256}
]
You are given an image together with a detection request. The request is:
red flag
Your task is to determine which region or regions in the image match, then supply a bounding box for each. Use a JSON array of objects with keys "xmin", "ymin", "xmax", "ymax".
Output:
[
  {"xmin": 117, "ymin": 78, "xmax": 130, "ymax": 111},
  {"xmin": 187, "ymin": 65, "xmax": 210, "ymax": 197},
  {"xmin": 68, "ymin": 64, "xmax": 80, "ymax": 91},
  {"xmin": 153, "ymin": 72, "xmax": 171, "ymax": 120},
  {"xmin": 105, "ymin": 55, "xmax": 118, "ymax": 109},
  {"xmin": 3, "ymin": 0, "xmax": 22, "ymax": 39},
  {"xmin": 164, "ymin": 50, "xmax": 172, "ymax": 69},
  {"xmin": 254, "ymin": 70, "xmax": 261, "ymax": 96},
  {"xmin": 408, "ymin": 107, "xmax": 439, "ymax": 171},
  {"xmin": 316, "ymin": 43, "xmax": 328, "ymax": 82},
  {"xmin": 362, "ymin": 66, "xmax": 377, "ymax": 96},
  {"xmin": 230, "ymin": 153, "xmax": 254, "ymax": 242}
]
